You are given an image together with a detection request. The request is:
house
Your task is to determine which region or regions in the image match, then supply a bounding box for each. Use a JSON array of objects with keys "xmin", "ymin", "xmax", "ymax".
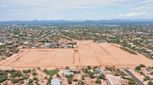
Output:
[
  {"xmin": 69, "ymin": 67, "xmax": 78, "ymax": 72},
  {"xmin": 66, "ymin": 41, "xmax": 77, "ymax": 48},
  {"xmin": 0, "ymin": 42, "xmax": 5, "ymax": 46},
  {"xmin": 106, "ymin": 74, "xmax": 127, "ymax": 85},
  {"xmin": 63, "ymin": 69, "xmax": 74, "ymax": 76},
  {"xmin": 51, "ymin": 78, "xmax": 61, "ymax": 85}
]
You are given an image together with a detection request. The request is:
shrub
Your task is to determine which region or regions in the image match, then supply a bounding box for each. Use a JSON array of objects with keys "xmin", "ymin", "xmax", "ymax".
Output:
[
  {"xmin": 88, "ymin": 72, "xmax": 95, "ymax": 79},
  {"xmin": 10, "ymin": 71, "xmax": 22, "ymax": 78},
  {"xmin": 148, "ymin": 81, "xmax": 153, "ymax": 85},
  {"xmin": 0, "ymin": 73, "xmax": 7, "ymax": 83},
  {"xmin": 128, "ymin": 78, "xmax": 137, "ymax": 85},
  {"xmin": 135, "ymin": 66, "xmax": 141, "ymax": 72},
  {"xmin": 67, "ymin": 78, "xmax": 72, "ymax": 84},
  {"xmin": 33, "ymin": 77, "xmax": 38, "ymax": 81},
  {"xmin": 28, "ymin": 79, "xmax": 33, "ymax": 84},
  {"xmin": 22, "ymin": 74, "xmax": 29, "ymax": 79},
  {"xmin": 11, "ymin": 79, "xmax": 20, "ymax": 83},
  {"xmin": 73, "ymin": 79, "xmax": 78, "ymax": 82},
  {"xmin": 43, "ymin": 69, "xmax": 59, "ymax": 76},
  {"xmin": 139, "ymin": 64, "xmax": 145, "ymax": 68},
  {"xmin": 95, "ymin": 79, "xmax": 101, "ymax": 84},
  {"xmin": 78, "ymin": 80, "xmax": 85, "ymax": 85},
  {"xmin": 67, "ymin": 75, "xmax": 73, "ymax": 78},
  {"xmin": 46, "ymin": 77, "xmax": 52, "ymax": 85},
  {"xmin": 144, "ymin": 76, "xmax": 150, "ymax": 81},
  {"xmin": 87, "ymin": 66, "xmax": 92, "ymax": 69},
  {"xmin": 81, "ymin": 75, "xmax": 85, "ymax": 80},
  {"xmin": 98, "ymin": 74, "xmax": 105, "ymax": 80},
  {"xmin": 23, "ymin": 69, "xmax": 31, "ymax": 73},
  {"xmin": 32, "ymin": 72, "xmax": 37, "ymax": 76},
  {"xmin": 20, "ymin": 80, "xmax": 24, "ymax": 84}
]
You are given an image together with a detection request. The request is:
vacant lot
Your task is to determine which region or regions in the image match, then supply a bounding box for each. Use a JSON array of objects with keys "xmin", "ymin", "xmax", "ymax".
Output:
[{"xmin": 0, "ymin": 40, "xmax": 153, "ymax": 69}]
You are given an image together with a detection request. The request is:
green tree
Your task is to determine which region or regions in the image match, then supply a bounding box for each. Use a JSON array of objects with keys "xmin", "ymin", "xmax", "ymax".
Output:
[
  {"xmin": 148, "ymin": 81, "xmax": 153, "ymax": 85},
  {"xmin": 0, "ymin": 73, "xmax": 7, "ymax": 83},
  {"xmin": 128, "ymin": 78, "xmax": 137, "ymax": 85},
  {"xmin": 95, "ymin": 79, "xmax": 101, "ymax": 84}
]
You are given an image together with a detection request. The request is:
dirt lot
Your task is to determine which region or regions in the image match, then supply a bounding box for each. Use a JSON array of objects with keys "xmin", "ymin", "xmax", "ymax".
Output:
[{"xmin": 0, "ymin": 40, "xmax": 153, "ymax": 69}]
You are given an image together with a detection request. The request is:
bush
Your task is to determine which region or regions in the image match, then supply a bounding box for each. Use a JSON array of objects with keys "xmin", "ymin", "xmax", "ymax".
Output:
[
  {"xmin": 11, "ymin": 79, "xmax": 21, "ymax": 83},
  {"xmin": 28, "ymin": 79, "xmax": 33, "ymax": 84},
  {"xmin": 0, "ymin": 73, "xmax": 7, "ymax": 83},
  {"xmin": 32, "ymin": 71, "xmax": 37, "ymax": 76},
  {"xmin": 67, "ymin": 78, "xmax": 72, "ymax": 84},
  {"xmin": 135, "ymin": 66, "xmax": 141, "ymax": 72},
  {"xmin": 98, "ymin": 74, "xmax": 105, "ymax": 80},
  {"xmin": 10, "ymin": 71, "xmax": 22, "ymax": 78},
  {"xmin": 33, "ymin": 77, "xmax": 38, "ymax": 81},
  {"xmin": 23, "ymin": 69, "xmax": 31, "ymax": 73},
  {"xmin": 22, "ymin": 74, "xmax": 29, "ymax": 79},
  {"xmin": 73, "ymin": 79, "xmax": 78, "ymax": 82},
  {"xmin": 148, "ymin": 81, "xmax": 153, "ymax": 85},
  {"xmin": 35, "ymin": 81, "xmax": 40, "ymax": 85},
  {"xmin": 43, "ymin": 69, "xmax": 59, "ymax": 76},
  {"xmin": 20, "ymin": 80, "xmax": 24, "ymax": 84},
  {"xmin": 78, "ymin": 80, "xmax": 85, "ymax": 85},
  {"xmin": 95, "ymin": 79, "xmax": 101, "ymax": 84},
  {"xmin": 46, "ymin": 77, "xmax": 52, "ymax": 85},
  {"xmin": 88, "ymin": 72, "xmax": 95, "ymax": 79},
  {"xmin": 66, "ymin": 75, "xmax": 73, "ymax": 79},
  {"xmin": 128, "ymin": 78, "xmax": 137, "ymax": 85},
  {"xmin": 139, "ymin": 64, "xmax": 145, "ymax": 68},
  {"xmin": 87, "ymin": 66, "xmax": 92, "ymax": 69},
  {"xmin": 81, "ymin": 75, "xmax": 85, "ymax": 80},
  {"xmin": 144, "ymin": 76, "xmax": 150, "ymax": 81}
]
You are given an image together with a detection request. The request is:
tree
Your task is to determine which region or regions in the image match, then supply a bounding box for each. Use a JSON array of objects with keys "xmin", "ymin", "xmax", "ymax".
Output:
[
  {"xmin": 0, "ymin": 73, "xmax": 7, "ymax": 83},
  {"xmin": 148, "ymin": 81, "xmax": 153, "ymax": 85},
  {"xmin": 28, "ymin": 79, "xmax": 33, "ymax": 84},
  {"xmin": 135, "ymin": 66, "xmax": 141, "ymax": 72},
  {"xmin": 128, "ymin": 78, "xmax": 137, "ymax": 85},
  {"xmin": 98, "ymin": 74, "xmax": 105, "ymax": 80},
  {"xmin": 95, "ymin": 79, "xmax": 101, "ymax": 84},
  {"xmin": 139, "ymin": 64, "xmax": 145, "ymax": 68},
  {"xmin": 144, "ymin": 76, "xmax": 150, "ymax": 81}
]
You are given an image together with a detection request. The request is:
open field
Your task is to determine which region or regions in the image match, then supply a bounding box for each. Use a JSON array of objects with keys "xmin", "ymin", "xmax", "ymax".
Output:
[{"xmin": 0, "ymin": 40, "xmax": 153, "ymax": 69}]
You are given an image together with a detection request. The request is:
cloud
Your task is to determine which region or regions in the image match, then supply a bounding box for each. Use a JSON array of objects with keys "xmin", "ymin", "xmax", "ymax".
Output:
[
  {"xmin": 129, "ymin": 0, "xmax": 153, "ymax": 15},
  {"xmin": 0, "ymin": 0, "xmax": 127, "ymax": 10},
  {"xmin": 0, "ymin": 0, "xmax": 153, "ymax": 20},
  {"xmin": 117, "ymin": 0, "xmax": 153, "ymax": 19},
  {"xmin": 119, "ymin": 12, "xmax": 146, "ymax": 17}
]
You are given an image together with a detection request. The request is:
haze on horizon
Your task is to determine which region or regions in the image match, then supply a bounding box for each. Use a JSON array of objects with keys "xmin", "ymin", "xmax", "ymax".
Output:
[{"xmin": 0, "ymin": 0, "xmax": 153, "ymax": 21}]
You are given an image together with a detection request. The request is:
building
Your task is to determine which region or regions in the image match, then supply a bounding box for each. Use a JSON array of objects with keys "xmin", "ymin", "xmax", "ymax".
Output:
[
  {"xmin": 51, "ymin": 78, "xmax": 61, "ymax": 85},
  {"xmin": 106, "ymin": 74, "xmax": 127, "ymax": 85},
  {"xmin": 63, "ymin": 69, "xmax": 74, "ymax": 76}
]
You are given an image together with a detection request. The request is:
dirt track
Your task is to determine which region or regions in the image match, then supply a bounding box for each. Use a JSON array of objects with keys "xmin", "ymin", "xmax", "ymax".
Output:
[{"xmin": 0, "ymin": 40, "xmax": 153, "ymax": 69}]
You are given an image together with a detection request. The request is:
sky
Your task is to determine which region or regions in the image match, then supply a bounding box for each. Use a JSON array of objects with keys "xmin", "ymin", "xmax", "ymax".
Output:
[{"xmin": 0, "ymin": 0, "xmax": 153, "ymax": 21}]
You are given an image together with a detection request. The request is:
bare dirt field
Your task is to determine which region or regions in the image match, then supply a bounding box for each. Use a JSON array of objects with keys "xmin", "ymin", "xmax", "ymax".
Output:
[{"xmin": 0, "ymin": 40, "xmax": 153, "ymax": 69}]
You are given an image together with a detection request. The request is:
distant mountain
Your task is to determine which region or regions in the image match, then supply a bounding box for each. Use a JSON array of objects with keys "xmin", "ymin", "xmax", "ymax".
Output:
[{"xmin": 0, "ymin": 20, "xmax": 153, "ymax": 25}]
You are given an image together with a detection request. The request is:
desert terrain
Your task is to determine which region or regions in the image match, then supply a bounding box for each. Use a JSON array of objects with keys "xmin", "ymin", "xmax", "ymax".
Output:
[{"xmin": 0, "ymin": 40, "xmax": 153, "ymax": 69}]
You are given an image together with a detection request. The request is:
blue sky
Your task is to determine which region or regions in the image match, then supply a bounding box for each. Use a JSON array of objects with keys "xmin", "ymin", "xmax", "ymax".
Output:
[{"xmin": 0, "ymin": 0, "xmax": 153, "ymax": 21}]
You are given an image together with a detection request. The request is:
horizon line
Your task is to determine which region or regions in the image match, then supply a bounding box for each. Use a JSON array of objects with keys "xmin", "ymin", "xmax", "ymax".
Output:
[{"xmin": 1, "ymin": 19, "xmax": 153, "ymax": 22}]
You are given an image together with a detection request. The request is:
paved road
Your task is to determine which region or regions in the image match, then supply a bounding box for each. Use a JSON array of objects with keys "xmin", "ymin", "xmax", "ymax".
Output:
[{"xmin": 124, "ymin": 69, "xmax": 144, "ymax": 85}]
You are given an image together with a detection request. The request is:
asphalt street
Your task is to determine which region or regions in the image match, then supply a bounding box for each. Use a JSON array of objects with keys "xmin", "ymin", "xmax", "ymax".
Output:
[{"xmin": 124, "ymin": 69, "xmax": 144, "ymax": 85}]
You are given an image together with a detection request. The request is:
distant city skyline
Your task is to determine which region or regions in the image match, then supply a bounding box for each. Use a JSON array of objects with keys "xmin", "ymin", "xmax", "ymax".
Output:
[{"xmin": 0, "ymin": 0, "xmax": 153, "ymax": 21}]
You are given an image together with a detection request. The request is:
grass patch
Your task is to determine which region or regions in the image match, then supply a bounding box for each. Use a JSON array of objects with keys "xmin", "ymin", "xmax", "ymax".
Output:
[{"xmin": 43, "ymin": 69, "xmax": 59, "ymax": 76}]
